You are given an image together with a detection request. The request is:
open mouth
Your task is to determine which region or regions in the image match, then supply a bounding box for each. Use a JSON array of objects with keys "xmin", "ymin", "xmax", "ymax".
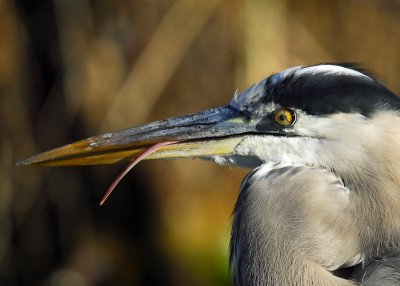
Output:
[
  {"xmin": 17, "ymin": 104, "xmax": 293, "ymax": 204},
  {"xmin": 17, "ymin": 105, "xmax": 255, "ymax": 167},
  {"xmin": 17, "ymin": 105, "xmax": 253, "ymax": 204},
  {"xmin": 99, "ymin": 141, "xmax": 178, "ymax": 206}
]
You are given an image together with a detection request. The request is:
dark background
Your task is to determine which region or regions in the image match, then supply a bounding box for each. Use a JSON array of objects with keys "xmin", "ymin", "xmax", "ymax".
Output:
[{"xmin": 2, "ymin": 0, "xmax": 400, "ymax": 285}]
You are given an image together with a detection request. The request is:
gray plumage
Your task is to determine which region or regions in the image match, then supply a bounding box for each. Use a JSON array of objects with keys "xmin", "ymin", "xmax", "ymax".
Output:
[
  {"xmin": 356, "ymin": 247, "xmax": 400, "ymax": 285},
  {"xmin": 227, "ymin": 65, "xmax": 400, "ymax": 285},
  {"xmin": 231, "ymin": 165, "xmax": 359, "ymax": 285},
  {"xmin": 20, "ymin": 63, "xmax": 400, "ymax": 285}
]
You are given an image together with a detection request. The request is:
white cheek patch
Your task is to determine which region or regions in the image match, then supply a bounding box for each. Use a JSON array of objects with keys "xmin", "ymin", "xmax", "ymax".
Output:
[
  {"xmin": 293, "ymin": 112, "xmax": 369, "ymax": 139},
  {"xmin": 234, "ymin": 135, "xmax": 320, "ymax": 167},
  {"xmin": 231, "ymin": 112, "xmax": 379, "ymax": 173}
]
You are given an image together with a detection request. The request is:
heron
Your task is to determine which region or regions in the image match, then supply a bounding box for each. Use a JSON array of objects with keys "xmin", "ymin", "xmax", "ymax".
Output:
[{"xmin": 18, "ymin": 63, "xmax": 400, "ymax": 285}]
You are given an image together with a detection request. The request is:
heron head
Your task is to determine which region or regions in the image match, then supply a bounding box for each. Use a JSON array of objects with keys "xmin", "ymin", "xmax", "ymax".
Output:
[
  {"xmin": 18, "ymin": 64, "xmax": 400, "ymax": 185},
  {"xmin": 227, "ymin": 64, "xmax": 400, "ymax": 178}
]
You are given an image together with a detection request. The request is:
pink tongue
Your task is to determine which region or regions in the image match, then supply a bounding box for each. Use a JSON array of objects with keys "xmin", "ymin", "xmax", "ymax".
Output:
[{"xmin": 100, "ymin": 141, "xmax": 178, "ymax": 206}]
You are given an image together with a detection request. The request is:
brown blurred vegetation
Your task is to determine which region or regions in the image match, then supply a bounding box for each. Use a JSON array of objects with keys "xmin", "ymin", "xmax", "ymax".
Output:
[{"xmin": 1, "ymin": 0, "xmax": 400, "ymax": 285}]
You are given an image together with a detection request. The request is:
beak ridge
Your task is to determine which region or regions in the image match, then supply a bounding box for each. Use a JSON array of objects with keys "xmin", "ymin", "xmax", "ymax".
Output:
[{"xmin": 17, "ymin": 105, "xmax": 253, "ymax": 166}]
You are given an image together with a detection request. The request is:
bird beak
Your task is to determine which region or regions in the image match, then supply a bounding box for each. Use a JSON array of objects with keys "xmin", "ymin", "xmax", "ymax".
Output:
[{"xmin": 17, "ymin": 106, "xmax": 256, "ymax": 167}]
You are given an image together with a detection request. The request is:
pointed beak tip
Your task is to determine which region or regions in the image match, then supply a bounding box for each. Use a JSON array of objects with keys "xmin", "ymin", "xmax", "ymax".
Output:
[
  {"xmin": 16, "ymin": 158, "xmax": 33, "ymax": 166},
  {"xmin": 16, "ymin": 105, "xmax": 250, "ymax": 167},
  {"xmin": 16, "ymin": 154, "xmax": 53, "ymax": 167}
]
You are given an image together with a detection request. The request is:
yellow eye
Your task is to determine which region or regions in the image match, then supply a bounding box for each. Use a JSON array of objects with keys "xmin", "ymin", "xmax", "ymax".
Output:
[{"xmin": 274, "ymin": 108, "xmax": 296, "ymax": 127}]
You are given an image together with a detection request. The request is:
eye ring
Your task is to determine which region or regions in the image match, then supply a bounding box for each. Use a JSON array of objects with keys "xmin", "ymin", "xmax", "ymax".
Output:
[{"xmin": 273, "ymin": 108, "xmax": 297, "ymax": 127}]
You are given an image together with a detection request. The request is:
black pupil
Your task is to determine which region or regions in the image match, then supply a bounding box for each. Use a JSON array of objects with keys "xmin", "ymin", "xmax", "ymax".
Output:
[{"xmin": 279, "ymin": 114, "xmax": 286, "ymax": 121}]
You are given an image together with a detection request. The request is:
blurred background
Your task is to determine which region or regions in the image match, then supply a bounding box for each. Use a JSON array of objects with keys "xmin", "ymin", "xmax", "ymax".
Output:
[{"xmin": 1, "ymin": 0, "xmax": 400, "ymax": 285}]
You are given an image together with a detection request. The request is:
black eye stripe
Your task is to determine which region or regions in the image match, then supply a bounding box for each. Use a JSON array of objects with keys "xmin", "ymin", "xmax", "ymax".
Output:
[{"xmin": 264, "ymin": 68, "xmax": 400, "ymax": 117}]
